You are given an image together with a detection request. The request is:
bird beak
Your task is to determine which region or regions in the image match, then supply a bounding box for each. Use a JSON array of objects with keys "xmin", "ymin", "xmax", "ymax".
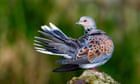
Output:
[{"xmin": 75, "ymin": 21, "xmax": 80, "ymax": 25}]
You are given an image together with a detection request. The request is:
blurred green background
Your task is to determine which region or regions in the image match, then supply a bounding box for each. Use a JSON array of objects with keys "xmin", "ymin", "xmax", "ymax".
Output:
[{"xmin": 0, "ymin": 0, "xmax": 140, "ymax": 84}]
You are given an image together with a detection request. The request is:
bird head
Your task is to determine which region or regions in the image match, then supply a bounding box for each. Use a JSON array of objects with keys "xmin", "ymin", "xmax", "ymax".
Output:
[{"xmin": 76, "ymin": 16, "xmax": 96, "ymax": 30}]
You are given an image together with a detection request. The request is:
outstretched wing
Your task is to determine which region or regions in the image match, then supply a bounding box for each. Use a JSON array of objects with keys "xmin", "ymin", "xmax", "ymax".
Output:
[{"xmin": 34, "ymin": 23, "xmax": 80, "ymax": 58}]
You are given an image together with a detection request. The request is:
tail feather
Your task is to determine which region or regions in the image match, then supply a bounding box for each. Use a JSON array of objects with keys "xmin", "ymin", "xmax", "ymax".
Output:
[
  {"xmin": 49, "ymin": 23, "xmax": 68, "ymax": 39},
  {"xmin": 35, "ymin": 48, "xmax": 71, "ymax": 58},
  {"xmin": 34, "ymin": 37, "xmax": 70, "ymax": 57},
  {"xmin": 35, "ymin": 36, "xmax": 53, "ymax": 45},
  {"xmin": 53, "ymin": 64, "xmax": 81, "ymax": 72},
  {"xmin": 34, "ymin": 23, "xmax": 79, "ymax": 59},
  {"xmin": 41, "ymin": 23, "xmax": 68, "ymax": 41},
  {"xmin": 40, "ymin": 24, "xmax": 79, "ymax": 48},
  {"xmin": 39, "ymin": 29, "xmax": 65, "ymax": 43}
]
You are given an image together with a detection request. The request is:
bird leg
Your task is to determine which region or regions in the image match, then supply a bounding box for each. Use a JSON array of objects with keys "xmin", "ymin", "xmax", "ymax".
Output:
[{"xmin": 90, "ymin": 68, "xmax": 101, "ymax": 73}]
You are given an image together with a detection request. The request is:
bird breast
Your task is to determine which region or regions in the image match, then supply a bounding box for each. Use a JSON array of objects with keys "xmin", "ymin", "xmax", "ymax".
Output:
[{"xmin": 87, "ymin": 35, "xmax": 114, "ymax": 58}]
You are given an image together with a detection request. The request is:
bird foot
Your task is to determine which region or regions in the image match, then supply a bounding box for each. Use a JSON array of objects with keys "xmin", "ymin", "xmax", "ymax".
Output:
[{"xmin": 90, "ymin": 68, "xmax": 101, "ymax": 73}]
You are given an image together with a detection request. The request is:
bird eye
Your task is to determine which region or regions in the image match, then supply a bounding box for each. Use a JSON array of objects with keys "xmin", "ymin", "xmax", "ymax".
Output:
[{"xmin": 83, "ymin": 19, "xmax": 87, "ymax": 22}]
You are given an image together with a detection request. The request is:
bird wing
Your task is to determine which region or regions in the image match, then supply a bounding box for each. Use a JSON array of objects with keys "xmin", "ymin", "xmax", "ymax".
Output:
[
  {"xmin": 57, "ymin": 34, "xmax": 114, "ymax": 65},
  {"xmin": 34, "ymin": 23, "xmax": 80, "ymax": 59}
]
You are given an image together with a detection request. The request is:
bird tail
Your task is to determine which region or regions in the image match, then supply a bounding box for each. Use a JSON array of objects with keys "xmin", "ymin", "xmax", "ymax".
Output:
[
  {"xmin": 34, "ymin": 23, "xmax": 78, "ymax": 58},
  {"xmin": 53, "ymin": 64, "xmax": 81, "ymax": 72}
]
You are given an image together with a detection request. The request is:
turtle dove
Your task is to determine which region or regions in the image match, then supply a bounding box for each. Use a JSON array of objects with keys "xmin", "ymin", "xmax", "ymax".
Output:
[{"xmin": 34, "ymin": 16, "xmax": 114, "ymax": 72}]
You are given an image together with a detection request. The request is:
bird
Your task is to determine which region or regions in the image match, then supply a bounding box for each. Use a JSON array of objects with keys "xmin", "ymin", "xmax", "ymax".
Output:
[{"xmin": 34, "ymin": 16, "xmax": 114, "ymax": 72}]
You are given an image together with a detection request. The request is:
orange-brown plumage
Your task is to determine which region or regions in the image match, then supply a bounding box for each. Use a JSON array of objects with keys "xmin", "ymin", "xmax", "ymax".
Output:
[{"xmin": 77, "ymin": 34, "xmax": 113, "ymax": 62}]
